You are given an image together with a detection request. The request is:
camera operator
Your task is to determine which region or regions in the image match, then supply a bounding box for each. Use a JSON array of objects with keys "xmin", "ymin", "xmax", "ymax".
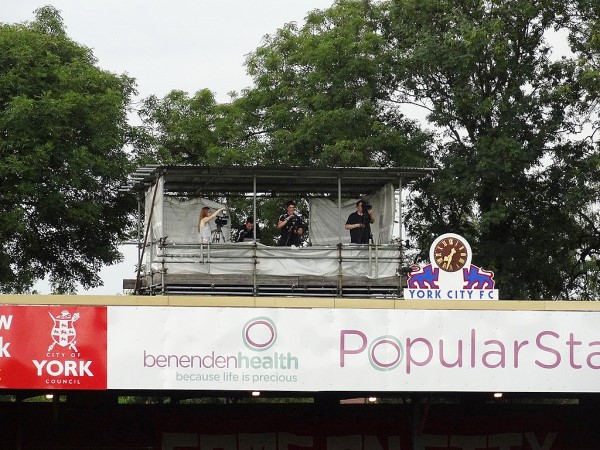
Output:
[
  {"xmin": 198, "ymin": 206, "xmax": 227, "ymax": 243},
  {"xmin": 236, "ymin": 216, "xmax": 261, "ymax": 242},
  {"xmin": 277, "ymin": 201, "xmax": 305, "ymax": 246},
  {"xmin": 345, "ymin": 199, "xmax": 375, "ymax": 244}
]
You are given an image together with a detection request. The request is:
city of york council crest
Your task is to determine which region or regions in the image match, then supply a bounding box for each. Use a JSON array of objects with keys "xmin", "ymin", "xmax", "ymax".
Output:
[{"xmin": 48, "ymin": 310, "xmax": 80, "ymax": 352}]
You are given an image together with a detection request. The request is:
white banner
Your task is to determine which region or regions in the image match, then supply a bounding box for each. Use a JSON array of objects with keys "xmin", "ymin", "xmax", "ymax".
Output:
[{"xmin": 107, "ymin": 307, "xmax": 600, "ymax": 392}]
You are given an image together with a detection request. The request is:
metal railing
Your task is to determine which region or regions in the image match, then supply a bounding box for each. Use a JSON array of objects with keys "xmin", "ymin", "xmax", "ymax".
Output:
[{"xmin": 139, "ymin": 241, "xmax": 405, "ymax": 297}]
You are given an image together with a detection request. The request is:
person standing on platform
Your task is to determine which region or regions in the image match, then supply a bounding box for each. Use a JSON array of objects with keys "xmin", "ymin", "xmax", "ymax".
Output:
[
  {"xmin": 198, "ymin": 206, "xmax": 227, "ymax": 243},
  {"xmin": 277, "ymin": 201, "xmax": 305, "ymax": 246},
  {"xmin": 345, "ymin": 199, "xmax": 375, "ymax": 244}
]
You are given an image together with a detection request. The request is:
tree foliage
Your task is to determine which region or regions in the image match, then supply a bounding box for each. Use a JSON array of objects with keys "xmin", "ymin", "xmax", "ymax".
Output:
[
  {"xmin": 241, "ymin": 0, "xmax": 433, "ymax": 167},
  {"xmin": 0, "ymin": 6, "xmax": 136, "ymax": 293},
  {"xmin": 136, "ymin": 0, "xmax": 433, "ymax": 169},
  {"xmin": 135, "ymin": 0, "xmax": 600, "ymax": 299},
  {"xmin": 385, "ymin": 0, "xmax": 600, "ymax": 299},
  {"xmin": 135, "ymin": 89, "xmax": 260, "ymax": 165}
]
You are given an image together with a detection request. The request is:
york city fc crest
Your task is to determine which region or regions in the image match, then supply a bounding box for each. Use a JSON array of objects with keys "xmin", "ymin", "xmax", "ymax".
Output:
[
  {"xmin": 48, "ymin": 310, "xmax": 80, "ymax": 352},
  {"xmin": 403, "ymin": 233, "xmax": 499, "ymax": 300}
]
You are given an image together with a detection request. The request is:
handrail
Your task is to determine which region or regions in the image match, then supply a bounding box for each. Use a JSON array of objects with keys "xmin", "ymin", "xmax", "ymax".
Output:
[{"xmin": 142, "ymin": 242, "xmax": 402, "ymax": 293}]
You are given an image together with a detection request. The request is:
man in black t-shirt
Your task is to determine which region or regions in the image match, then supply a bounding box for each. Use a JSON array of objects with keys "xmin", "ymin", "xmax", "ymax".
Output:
[
  {"xmin": 345, "ymin": 199, "xmax": 374, "ymax": 244},
  {"xmin": 277, "ymin": 201, "xmax": 305, "ymax": 246},
  {"xmin": 236, "ymin": 217, "xmax": 261, "ymax": 242}
]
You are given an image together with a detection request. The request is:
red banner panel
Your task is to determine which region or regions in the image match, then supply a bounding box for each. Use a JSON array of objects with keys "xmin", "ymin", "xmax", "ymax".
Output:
[
  {"xmin": 419, "ymin": 409, "xmax": 564, "ymax": 450},
  {"xmin": 158, "ymin": 410, "xmax": 411, "ymax": 450},
  {"xmin": 0, "ymin": 305, "xmax": 107, "ymax": 389}
]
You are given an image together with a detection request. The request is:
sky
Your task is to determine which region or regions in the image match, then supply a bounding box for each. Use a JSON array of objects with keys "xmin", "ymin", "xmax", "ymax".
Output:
[{"xmin": 3, "ymin": 0, "xmax": 335, "ymax": 294}]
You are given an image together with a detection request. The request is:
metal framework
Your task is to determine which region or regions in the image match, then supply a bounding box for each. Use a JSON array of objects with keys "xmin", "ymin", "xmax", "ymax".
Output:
[
  {"xmin": 120, "ymin": 165, "xmax": 436, "ymax": 196},
  {"xmin": 120, "ymin": 165, "xmax": 437, "ymax": 296}
]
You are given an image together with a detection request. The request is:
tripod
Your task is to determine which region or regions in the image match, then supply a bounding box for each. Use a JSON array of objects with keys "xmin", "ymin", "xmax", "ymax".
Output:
[{"xmin": 211, "ymin": 225, "xmax": 226, "ymax": 243}]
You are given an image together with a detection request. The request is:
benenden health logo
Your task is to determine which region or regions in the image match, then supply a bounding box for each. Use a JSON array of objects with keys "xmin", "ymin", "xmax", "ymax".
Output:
[
  {"xmin": 242, "ymin": 317, "xmax": 278, "ymax": 351},
  {"xmin": 33, "ymin": 310, "xmax": 93, "ymax": 385},
  {"xmin": 239, "ymin": 317, "xmax": 299, "ymax": 383},
  {"xmin": 165, "ymin": 316, "xmax": 299, "ymax": 385}
]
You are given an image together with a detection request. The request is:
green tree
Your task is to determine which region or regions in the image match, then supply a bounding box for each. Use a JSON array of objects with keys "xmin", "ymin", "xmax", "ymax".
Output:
[
  {"xmin": 134, "ymin": 1, "xmax": 434, "ymax": 244},
  {"xmin": 137, "ymin": 1, "xmax": 432, "ymax": 170},
  {"xmin": 568, "ymin": 0, "xmax": 600, "ymax": 298},
  {"xmin": 385, "ymin": 0, "xmax": 600, "ymax": 299},
  {"xmin": 243, "ymin": 0, "xmax": 432, "ymax": 167},
  {"xmin": 133, "ymin": 0, "xmax": 600, "ymax": 299},
  {"xmin": 135, "ymin": 89, "xmax": 260, "ymax": 166},
  {"xmin": 0, "ymin": 6, "xmax": 136, "ymax": 293}
]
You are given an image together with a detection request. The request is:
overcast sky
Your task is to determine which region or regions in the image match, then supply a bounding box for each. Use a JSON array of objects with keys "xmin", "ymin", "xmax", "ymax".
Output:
[
  {"xmin": 4, "ymin": 0, "xmax": 335, "ymax": 101},
  {"xmin": 3, "ymin": 0, "xmax": 335, "ymax": 294}
]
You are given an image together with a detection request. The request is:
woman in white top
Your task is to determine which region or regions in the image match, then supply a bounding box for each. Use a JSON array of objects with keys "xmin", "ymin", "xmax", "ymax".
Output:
[{"xmin": 198, "ymin": 206, "xmax": 227, "ymax": 243}]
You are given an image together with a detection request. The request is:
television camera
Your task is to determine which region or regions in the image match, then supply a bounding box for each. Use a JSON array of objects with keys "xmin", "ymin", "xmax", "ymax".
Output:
[
  {"xmin": 215, "ymin": 212, "xmax": 228, "ymax": 229},
  {"xmin": 211, "ymin": 211, "xmax": 229, "ymax": 243}
]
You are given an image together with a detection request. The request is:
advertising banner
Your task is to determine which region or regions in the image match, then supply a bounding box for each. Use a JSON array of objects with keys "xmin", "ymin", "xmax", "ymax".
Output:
[
  {"xmin": 0, "ymin": 305, "xmax": 107, "ymax": 389},
  {"xmin": 107, "ymin": 307, "xmax": 600, "ymax": 393}
]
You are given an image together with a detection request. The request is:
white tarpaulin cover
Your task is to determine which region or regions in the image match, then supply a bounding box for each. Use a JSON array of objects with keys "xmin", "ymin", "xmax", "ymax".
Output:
[
  {"xmin": 142, "ymin": 179, "xmax": 398, "ymax": 279},
  {"xmin": 151, "ymin": 243, "xmax": 399, "ymax": 278},
  {"xmin": 309, "ymin": 183, "xmax": 395, "ymax": 245}
]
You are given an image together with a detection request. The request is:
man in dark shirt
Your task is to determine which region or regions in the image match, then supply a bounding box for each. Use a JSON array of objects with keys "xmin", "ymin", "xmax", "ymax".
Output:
[
  {"xmin": 236, "ymin": 217, "xmax": 261, "ymax": 242},
  {"xmin": 277, "ymin": 201, "xmax": 305, "ymax": 246},
  {"xmin": 345, "ymin": 199, "xmax": 375, "ymax": 244}
]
